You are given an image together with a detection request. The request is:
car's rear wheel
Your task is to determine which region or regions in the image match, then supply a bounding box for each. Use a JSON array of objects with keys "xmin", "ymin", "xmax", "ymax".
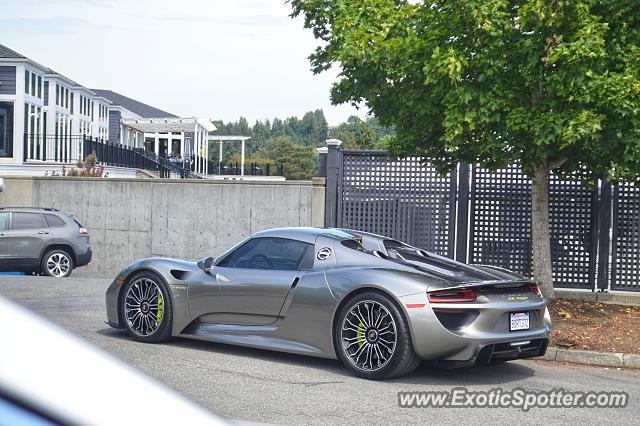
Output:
[
  {"xmin": 121, "ymin": 272, "xmax": 173, "ymax": 343},
  {"xmin": 41, "ymin": 249, "xmax": 74, "ymax": 278},
  {"xmin": 335, "ymin": 291, "xmax": 420, "ymax": 380}
]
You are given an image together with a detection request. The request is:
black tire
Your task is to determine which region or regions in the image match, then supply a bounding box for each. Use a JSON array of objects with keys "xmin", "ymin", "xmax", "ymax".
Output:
[
  {"xmin": 41, "ymin": 249, "xmax": 74, "ymax": 278},
  {"xmin": 334, "ymin": 291, "xmax": 420, "ymax": 380},
  {"xmin": 121, "ymin": 271, "xmax": 173, "ymax": 343}
]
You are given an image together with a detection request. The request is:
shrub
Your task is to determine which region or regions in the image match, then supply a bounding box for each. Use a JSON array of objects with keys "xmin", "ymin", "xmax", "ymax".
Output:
[{"xmin": 47, "ymin": 151, "xmax": 107, "ymax": 177}]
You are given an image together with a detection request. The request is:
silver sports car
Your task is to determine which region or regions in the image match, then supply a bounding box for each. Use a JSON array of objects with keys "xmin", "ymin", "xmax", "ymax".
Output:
[{"xmin": 105, "ymin": 227, "xmax": 551, "ymax": 380}]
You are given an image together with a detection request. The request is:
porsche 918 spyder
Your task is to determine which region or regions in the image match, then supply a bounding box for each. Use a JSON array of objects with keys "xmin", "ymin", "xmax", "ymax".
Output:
[{"xmin": 105, "ymin": 227, "xmax": 551, "ymax": 380}]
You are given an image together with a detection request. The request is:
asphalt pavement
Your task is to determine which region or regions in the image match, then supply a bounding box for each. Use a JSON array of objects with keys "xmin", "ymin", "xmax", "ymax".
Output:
[{"xmin": 1, "ymin": 276, "xmax": 639, "ymax": 425}]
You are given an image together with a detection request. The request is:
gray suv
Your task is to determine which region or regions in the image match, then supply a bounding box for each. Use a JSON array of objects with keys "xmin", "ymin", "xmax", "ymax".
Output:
[{"xmin": 0, "ymin": 207, "xmax": 92, "ymax": 277}]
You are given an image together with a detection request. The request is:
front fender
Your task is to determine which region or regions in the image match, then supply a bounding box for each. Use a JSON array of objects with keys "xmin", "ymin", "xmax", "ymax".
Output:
[{"xmin": 106, "ymin": 258, "xmax": 198, "ymax": 336}]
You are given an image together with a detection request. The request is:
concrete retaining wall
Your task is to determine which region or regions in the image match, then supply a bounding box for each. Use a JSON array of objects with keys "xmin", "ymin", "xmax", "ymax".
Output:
[{"xmin": 0, "ymin": 176, "xmax": 326, "ymax": 278}]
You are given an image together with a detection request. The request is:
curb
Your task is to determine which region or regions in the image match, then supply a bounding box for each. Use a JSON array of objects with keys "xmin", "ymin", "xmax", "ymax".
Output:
[
  {"xmin": 539, "ymin": 346, "xmax": 640, "ymax": 368},
  {"xmin": 555, "ymin": 289, "xmax": 640, "ymax": 306}
]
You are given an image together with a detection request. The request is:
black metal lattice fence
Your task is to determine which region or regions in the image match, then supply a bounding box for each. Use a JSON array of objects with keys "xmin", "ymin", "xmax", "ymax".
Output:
[
  {"xmin": 611, "ymin": 183, "xmax": 640, "ymax": 291},
  {"xmin": 468, "ymin": 164, "xmax": 598, "ymax": 289},
  {"xmin": 337, "ymin": 151, "xmax": 456, "ymax": 258},
  {"xmin": 323, "ymin": 147, "xmax": 640, "ymax": 291}
]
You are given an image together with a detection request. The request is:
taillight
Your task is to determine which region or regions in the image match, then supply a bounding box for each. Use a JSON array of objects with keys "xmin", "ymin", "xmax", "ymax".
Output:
[
  {"xmin": 79, "ymin": 227, "xmax": 89, "ymax": 235},
  {"xmin": 428, "ymin": 288, "xmax": 477, "ymax": 303},
  {"xmin": 525, "ymin": 282, "xmax": 542, "ymax": 297}
]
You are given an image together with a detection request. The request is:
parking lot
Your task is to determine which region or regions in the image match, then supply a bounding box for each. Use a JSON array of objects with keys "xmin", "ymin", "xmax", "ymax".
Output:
[{"xmin": 1, "ymin": 276, "xmax": 639, "ymax": 425}]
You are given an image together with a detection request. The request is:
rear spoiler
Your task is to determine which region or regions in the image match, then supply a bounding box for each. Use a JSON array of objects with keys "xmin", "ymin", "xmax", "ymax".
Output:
[{"xmin": 427, "ymin": 279, "xmax": 536, "ymax": 293}]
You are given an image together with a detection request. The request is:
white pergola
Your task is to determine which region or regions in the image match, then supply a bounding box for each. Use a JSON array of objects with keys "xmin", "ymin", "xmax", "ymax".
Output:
[
  {"xmin": 208, "ymin": 135, "xmax": 252, "ymax": 176},
  {"xmin": 122, "ymin": 117, "xmax": 216, "ymax": 174}
]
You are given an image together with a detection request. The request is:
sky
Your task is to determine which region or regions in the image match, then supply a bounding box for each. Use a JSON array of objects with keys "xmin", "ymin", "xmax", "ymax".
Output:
[{"xmin": 0, "ymin": 0, "xmax": 365, "ymax": 126}]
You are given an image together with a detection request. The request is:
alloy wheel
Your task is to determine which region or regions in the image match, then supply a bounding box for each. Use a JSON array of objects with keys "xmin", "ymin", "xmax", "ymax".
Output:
[
  {"xmin": 46, "ymin": 253, "xmax": 70, "ymax": 277},
  {"xmin": 340, "ymin": 300, "xmax": 397, "ymax": 371},
  {"xmin": 124, "ymin": 278, "xmax": 165, "ymax": 337}
]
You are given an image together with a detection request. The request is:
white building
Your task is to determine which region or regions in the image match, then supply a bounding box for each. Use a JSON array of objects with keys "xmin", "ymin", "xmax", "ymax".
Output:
[
  {"xmin": 91, "ymin": 89, "xmax": 215, "ymax": 173},
  {"xmin": 0, "ymin": 43, "xmax": 215, "ymax": 177}
]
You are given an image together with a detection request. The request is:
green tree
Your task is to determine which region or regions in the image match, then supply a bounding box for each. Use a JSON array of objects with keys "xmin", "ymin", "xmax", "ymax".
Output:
[
  {"xmin": 329, "ymin": 115, "xmax": 394, "ymax": 149},
  {"xmin": 271, "ymin": 118, "xmax": 286, "ymax": 137},
  {"xmin": 252, "ymin": 119, "xmax": 272, "ymax": 154},
  {"xmin": 257, "ymin": 136, "xmax": 318, "ymax": 180},
  {"xmin": 291, "ymin": 0, "xmax": 640, "ymax": 298}
]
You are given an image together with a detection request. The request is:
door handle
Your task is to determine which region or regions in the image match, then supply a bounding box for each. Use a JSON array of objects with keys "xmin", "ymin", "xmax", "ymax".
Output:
[
  {"xmin": 290, "ymin": 277, "xmax": 300, "ymax": 289},
  {"xmin": 37, "ymin": 231, "xmax": 50, "ymax": 235}
]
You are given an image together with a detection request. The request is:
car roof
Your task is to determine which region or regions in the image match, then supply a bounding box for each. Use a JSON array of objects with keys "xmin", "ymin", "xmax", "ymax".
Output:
[
  {"xmin": 0, "ymin": 207, "xmax": 60, "ymax": 212},
  {"xmin": 252, "ymin": 227, "xmax": 357, "ymax": 244}
]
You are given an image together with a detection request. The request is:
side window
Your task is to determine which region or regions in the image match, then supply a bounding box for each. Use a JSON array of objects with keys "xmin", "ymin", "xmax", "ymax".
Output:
[
  {"xmin": 11, "ymin": 213, "xmax": 45, "ymax": 230},
  {"xmin": 0, "ymin": 212, "xmax": 7, "ymax": 231},
  {"xmin": 221, "ymin": 238, "xmax": 312, "ymax": 271},
  {"xmin": 44, "ymin": 214, "xmax": 66, "ymax": 227}
]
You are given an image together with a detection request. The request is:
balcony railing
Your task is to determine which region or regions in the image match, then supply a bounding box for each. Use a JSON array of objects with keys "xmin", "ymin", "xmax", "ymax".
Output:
[
  {"xmin": 23, "ymin": 135, "xmax": 284, "ymax": 179},
  {"xmin": 208, "ymin": 160, "xmax": 284, "ymax": 177},
  {"xmin": 84, "ymin": 138, "xmax": 200, "ymax": 179},
  {"xmin": 23, "ymin": 134, "xmax": 86, "ymax": 163}
]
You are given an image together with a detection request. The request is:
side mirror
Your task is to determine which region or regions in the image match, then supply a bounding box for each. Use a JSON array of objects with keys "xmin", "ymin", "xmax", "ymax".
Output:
[{"xmin": 197, "ymin": 256, "xmax": 215, "ymax": 273}]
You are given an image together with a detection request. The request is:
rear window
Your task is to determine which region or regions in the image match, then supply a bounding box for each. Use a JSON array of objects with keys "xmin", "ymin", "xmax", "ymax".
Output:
[
  {"xmin": 64, "ymin": 212, "xmax": 85, "ymax": 229},
  {"xmin": 44, "ymin": 214, "xmax": 66, "ymax": 227},
  {"xmin": 11, "ymin": 212, "xmax": 45, "ymax": 230}
]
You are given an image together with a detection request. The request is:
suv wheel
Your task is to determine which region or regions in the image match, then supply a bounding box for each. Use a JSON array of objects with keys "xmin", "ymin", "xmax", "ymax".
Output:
[{"xmin": 41, "ymin": 249, "xmax": 74, "ymax": 277}]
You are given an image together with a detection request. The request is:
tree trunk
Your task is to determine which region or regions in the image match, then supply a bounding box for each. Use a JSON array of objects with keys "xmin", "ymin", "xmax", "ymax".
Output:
[{"xmin": 531, "ymin": 163, "xmax": 555, "ymax": 299}]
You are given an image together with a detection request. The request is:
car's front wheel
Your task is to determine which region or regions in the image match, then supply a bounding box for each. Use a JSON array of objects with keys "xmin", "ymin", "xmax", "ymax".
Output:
[
  {"xmin": 41, "ymin": 249, "xmax": 74, "ymax": 277},
  {"xmin": 121, "ymin": 272, "xmax": 173, "ymax": 343},
  {"xmin": 335, "ymin": 291, "xmax": 420, "ymax": 380}
]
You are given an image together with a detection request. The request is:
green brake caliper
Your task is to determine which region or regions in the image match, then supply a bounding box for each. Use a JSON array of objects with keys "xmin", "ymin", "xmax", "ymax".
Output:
[
  {"xmin": 156, "ymin": 294, "xmax": 164, "ymax": 325},
  {"xmin": 356, "ymin": 321, "xmax": 365, "ymax": 348}
]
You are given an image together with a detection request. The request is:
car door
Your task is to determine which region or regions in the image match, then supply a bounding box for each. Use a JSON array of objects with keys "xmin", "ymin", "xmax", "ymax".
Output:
[
  {"xmin": 188, "ymin": 237, "xmax": 312, "ymax": 325},
  {"xmin": 3, "ymin": 212, "xmax": 51, "ymax": 268}
]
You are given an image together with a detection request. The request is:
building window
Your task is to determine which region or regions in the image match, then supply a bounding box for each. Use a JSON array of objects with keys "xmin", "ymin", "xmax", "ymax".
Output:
[
  {"xmin": 24, "ymin": 102, "xmax": 43, "ymax": 160},
  {"xmin": 55, "ymin": 85, "xmax": 71, "ymax": 109},
  {"xmin": 0, "ymin": 102, "xmax": 13, "ymax": 158},
  {"xmin": 80, "ymin": 120, "xmax": 91, "ymax": 136},
  {"xmin": 24, "ymin": 70, "xmax": 43, "ymax": 99},
  {"xmin": 79, "ymin": 95, "xmax": 91, "ymax": 116}
]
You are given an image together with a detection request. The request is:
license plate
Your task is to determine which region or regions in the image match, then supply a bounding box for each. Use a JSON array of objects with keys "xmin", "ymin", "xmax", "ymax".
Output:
[{"xmin": 509, "ymin": 312, "xmax": 530, "ymax": 331}]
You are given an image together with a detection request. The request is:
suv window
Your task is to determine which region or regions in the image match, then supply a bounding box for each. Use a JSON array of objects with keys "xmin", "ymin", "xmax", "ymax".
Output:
[
  {"xmin": 44, "ymin": 214, "xmax": 66, "ymax": 227},
  {"xmin": 0, "ymin": 212, "xmax": 7, "ymax": 231},
  {"xmin": 220, "ymin": 237, "xmax": 311, "ymax": 271},
  {"xmin": 11, "ymin": 212, "xmax": 45, "ymax": 230}
]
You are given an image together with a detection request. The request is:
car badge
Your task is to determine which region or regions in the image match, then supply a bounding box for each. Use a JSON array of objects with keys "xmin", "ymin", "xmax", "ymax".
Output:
[{"xmin": 317, "ymin": 247, "xmax": 332, "ymax": 260}]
